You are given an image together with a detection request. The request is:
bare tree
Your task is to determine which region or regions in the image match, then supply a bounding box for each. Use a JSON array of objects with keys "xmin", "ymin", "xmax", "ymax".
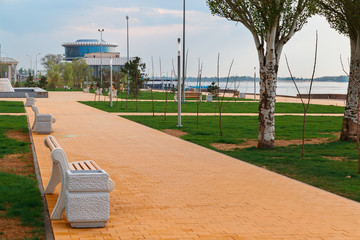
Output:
[
  {"xmin": 285, "ymin": 32, "xmax": 318, "ymax": 158},
  {"xmin": 196, "ymin": 59, "xmax": 203, "ymax": 129},
  {"xmin": 151, "ymin": 56, "xmax": 155, "ymax": 117}
]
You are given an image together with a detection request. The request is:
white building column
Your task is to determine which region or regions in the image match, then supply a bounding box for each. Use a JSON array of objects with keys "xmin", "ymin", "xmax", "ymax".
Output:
[
  {"xmin": 8, "ymin": 64, "xmax": 12, "ymax": 81},
  {"xmin": 14, "ymin": 64, "xmax": 17, "ymax": 83}
]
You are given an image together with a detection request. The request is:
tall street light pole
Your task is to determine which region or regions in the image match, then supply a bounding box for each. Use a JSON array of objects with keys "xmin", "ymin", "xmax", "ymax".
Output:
[
  {"xmin": 177, "ymin": 38, "xmax": 182, "ymax": 127},
  {"xmin": 35, "ymin": 53, "xmax": 41, "ymax": 79},
  {"xmin": 98, "ymin": 28, "xmax": 104, "ymax": 87},
  {"xmin": 181, "ymin": 0, "xmax": 186, "ymax": 102},
  {"xmin": 110, "ymin": 57, "xmax": 113, "ymax": 107},
  {"xmin": 126, "ymin": 16, "xmax": 130, "ymax": 95}
]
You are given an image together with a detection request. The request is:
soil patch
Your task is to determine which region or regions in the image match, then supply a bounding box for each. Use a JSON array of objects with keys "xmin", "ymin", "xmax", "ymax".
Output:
[
  {"xmin": 211, "ymin": 138, "xmax": 331, "ymax": 151},
  {"xmin": 163, "ymin": 129, "xmax": 188, "ymax": 138},
  {"xmin": 0, "ymin": 216, "xmax": 35, "ymax": 240},
  {"xmin": 0, "ymin": 152, "xmax": 34, "ymax": 177},
  {"xmin": 324, "ymin": 156, "xmax": 352, "ymax": 161},
  {"xmin": 5, "ymin": 130, "xmax": 29, "ymax": 143}
]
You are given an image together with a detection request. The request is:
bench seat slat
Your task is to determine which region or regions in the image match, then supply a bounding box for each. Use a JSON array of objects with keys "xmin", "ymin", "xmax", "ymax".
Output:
[
  {"xmin": 71, "ymin": 162, "xmax": 82, "ymax": 170},
  {"xmin": 87, "ymin": 161, "xmax": 100, "ymax": 170},
  {"xmin": 84, "ymin": 161, "xmax": 99, "ymax": 170},
  {"xmin": 78, "ymin": 162, "xmax": 89, "ymax": 170},
  {"xmin": 69, "ymin": 160, "xmax": 101, "ymax": 171}
]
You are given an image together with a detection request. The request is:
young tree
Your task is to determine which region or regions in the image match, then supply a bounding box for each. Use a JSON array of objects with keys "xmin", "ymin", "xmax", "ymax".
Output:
[
  {"xmin": 72, "ymin": 59, "xmax": 91, "ymax": 88},
  {"xmin": 61, "ymin": 62, "xmax": 74, "ymax": 88},
  {"xmin": 121, "ymin": 57, "xmax": 148, "ymax": 111},
  {"xmin": 207, "ymin": 0, "xmax": 317, "ymax": 148},
  {"xmin": 207, "ymin": 81, "xmax": 219, "ymax": 97},
  {"xmin": 41, "ymin": 54, "xmax": 63, "ymax": 71},
  {"xmin": 25, "ymin": 73, "xmax": 35, "ymax": 87},
  {"xmin": 38, "ymin": 75, "xmax": 48, "ymax": 89},
  {"xmin": 47, "ymin": 62, "xmax": 61, "ymax": 89},
  {"xmin": 319, "ymin": 0, "xmax": 360, "ymax": 141}
]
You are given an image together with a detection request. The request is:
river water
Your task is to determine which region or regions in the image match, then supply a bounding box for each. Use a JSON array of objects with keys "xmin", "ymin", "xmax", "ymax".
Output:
[{"xmin": 186, "ymin": 80, "xmax": 348, "ymax": 97}]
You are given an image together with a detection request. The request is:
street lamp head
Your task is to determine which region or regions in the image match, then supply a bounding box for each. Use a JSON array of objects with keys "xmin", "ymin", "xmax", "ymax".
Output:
[
  {"xmin": 98, "ymin": 29, "xmax": 104, "ymax": 32},
  {"xmin": 126, "ymin": 16, "xmax": 129, "ymax": 20}
]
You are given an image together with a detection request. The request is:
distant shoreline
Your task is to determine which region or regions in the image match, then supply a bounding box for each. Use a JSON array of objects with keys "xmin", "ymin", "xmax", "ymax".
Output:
[{"xmin": 185, "ymin": 75, "xmax": 349, "ymax": 83}]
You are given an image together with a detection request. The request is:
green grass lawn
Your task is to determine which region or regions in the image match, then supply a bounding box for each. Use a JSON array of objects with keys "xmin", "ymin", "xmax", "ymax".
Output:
[
  {"xmin": 0, "ymin": 101, "xmax": 25, "ymax": 113},
  {"xmin": 123, "ymin": 115, "xmax": 360, "ymax": 202},
  {"xmin": 80, "ymin": 100, "xmax": 344, "ymax": 114},
  {"xmin": 0, "ymin": 115, "xmax": 44, "ymax": 239},
  {"xmin": 95, "ymin": 90, "xmax": 252, "ymax": 101}
]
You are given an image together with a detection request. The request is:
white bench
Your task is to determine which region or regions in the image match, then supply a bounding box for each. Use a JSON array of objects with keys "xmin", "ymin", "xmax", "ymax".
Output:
[
  {"xmin": 94, "ymin": 88, "xmax": 102, "ymax": 101},
  {"xmin": 83, "ymin": 86, "xmax": 90, "ymax": 93},
  {"xmin": 44, "ymin": 136, "xmax": 114, "ymax": 228},
  {"xmin": 25, "ymin": 92, "xmax": 36, "ymax": 107},
  {"xmin": 31, "ymin": 105, "xmax": 56, "ymax": 134},
  {"xmin": 110, "ymin": 89, "xmax": 117, "ymax": 98}
]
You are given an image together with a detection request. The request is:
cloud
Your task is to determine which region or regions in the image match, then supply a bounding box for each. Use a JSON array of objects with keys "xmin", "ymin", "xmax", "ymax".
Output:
[
  {"xmin": 2, "ymin": 1, "xmax": 350, "ymax": 78},
  {"xmin": 149, "ymin": 8, "xmax": 183, "ymax": 18}
]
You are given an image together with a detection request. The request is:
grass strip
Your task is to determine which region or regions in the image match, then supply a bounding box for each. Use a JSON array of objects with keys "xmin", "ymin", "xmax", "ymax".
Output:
[
  {"xmin": 0, "ymin": 115, "xmax": 44, "ymax": 238},
  {"xmin": 122, "ymin": 115, "xmax": 360, "ymax": 202},
  {"xmin": 80, "ymin": 100, "xmax": 344, "ymax": 114},
  {"xmin": 0, "ymin": 101, "xmax": 25, "ymax": 113}
]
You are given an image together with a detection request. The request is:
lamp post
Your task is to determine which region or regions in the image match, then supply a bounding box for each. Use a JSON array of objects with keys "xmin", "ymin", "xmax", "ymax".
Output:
[
  {"xmin": 26, "ymin": 55, "xmax": 32, "ymax": 75},
  {"xmin": 177, "ymin": 38, "xmax": 182, "ymax": 127},
  {"xmin": 98, "ymin": 28, "xmax": 104, "ymax": 87},
  {"xmin": 35, "ymin": 53, "xmax": 41, "ymax": 79},
  {"xmin": 126, "ymin": 16, "xmax": 129, "ymax": 95},
  {"xmin": 181, "ymin": 0, "xmax": 186, "ymax": 102},
  {"xmin": 110, "ymin": 57, "xmax": 113, "ymax": 107}
]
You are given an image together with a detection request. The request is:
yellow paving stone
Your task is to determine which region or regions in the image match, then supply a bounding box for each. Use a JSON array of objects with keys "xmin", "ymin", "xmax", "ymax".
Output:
[{"xmin": 20, "ymin": 92, "xmax": 360, "ymax": 239}]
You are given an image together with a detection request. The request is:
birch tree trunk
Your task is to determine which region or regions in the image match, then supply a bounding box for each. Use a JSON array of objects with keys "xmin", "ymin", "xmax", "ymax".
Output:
[
  {"xmin": 341, "ymin": 35, "xmax": 360, "ymax": 141},
  {"xmin": 256, "ymin": 25, "xmax": 280, "ymax": 149},
  {"xmin": 257, "ymin": 63, "xmax": 278, "ymax": 148}
]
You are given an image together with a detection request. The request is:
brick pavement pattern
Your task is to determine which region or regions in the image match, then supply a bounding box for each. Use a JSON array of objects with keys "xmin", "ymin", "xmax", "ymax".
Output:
[{"xmin": 24, "ymin": 92, "xmax": 360, "ymax": 240}]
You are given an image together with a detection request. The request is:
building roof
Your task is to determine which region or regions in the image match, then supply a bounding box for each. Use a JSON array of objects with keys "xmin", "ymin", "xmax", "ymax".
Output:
[
  {"xmin": 0, "ymin": 57, "xmax": 19, "ymax": 65},
  {"xmin": 62, "ymin": 39, "xmax": 118, "ymax": 47}
]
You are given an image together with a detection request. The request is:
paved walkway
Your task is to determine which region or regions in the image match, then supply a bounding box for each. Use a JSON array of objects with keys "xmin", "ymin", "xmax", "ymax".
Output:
[{"xmin": 23, "ymin": 92, "xmax": 360, "ymax": 239}]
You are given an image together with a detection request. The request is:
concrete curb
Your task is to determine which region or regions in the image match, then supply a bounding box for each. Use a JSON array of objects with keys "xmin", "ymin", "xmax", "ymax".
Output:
[{"xmin": 25, "ymin": 107, "xmax": 54, "ymax": 240}]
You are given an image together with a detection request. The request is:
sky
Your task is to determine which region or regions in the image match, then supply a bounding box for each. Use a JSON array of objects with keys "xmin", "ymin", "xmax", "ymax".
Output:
[{"xmin": 0, "ymin": 0, "xmax": 350, "ymax": 78}]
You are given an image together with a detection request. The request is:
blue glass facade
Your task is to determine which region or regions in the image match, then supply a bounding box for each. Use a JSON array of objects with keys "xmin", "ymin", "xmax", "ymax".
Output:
[{"xmin": 62, "ymin": 39, "xmax": 117, "ymax": 61}]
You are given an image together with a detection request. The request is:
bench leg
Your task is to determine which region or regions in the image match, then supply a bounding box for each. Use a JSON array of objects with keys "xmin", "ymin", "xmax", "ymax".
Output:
[
  {"xmin": 50, "ymin": 183, "xmax": 66, "ymax": 220},
  {"xmin": 44, "ymin": 162, "xmax": 61, "ymax": 194},
  {"xmin": 45, "ymin": 162, "xmax": 66, "ymax": 220},
  {"xmin": 32, "ymin": 120, "xmax": 36, "ymax": 132}
]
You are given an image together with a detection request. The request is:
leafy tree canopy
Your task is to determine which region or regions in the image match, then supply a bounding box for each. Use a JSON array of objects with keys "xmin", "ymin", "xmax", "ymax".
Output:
[
  {"xmin": 41, "ymin": 54, "xmax": 63, "ymax": 71},
  {"xmin": 319, "ymin": 0, "xmax": 360, "ymax": 40},
  {"xmin": 121, "ymin": 57, "xmax": 149, "ymax": 97},
  {"xmin": 207, "ymin": 0, "xmax": 317, "ymax": 49}
]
